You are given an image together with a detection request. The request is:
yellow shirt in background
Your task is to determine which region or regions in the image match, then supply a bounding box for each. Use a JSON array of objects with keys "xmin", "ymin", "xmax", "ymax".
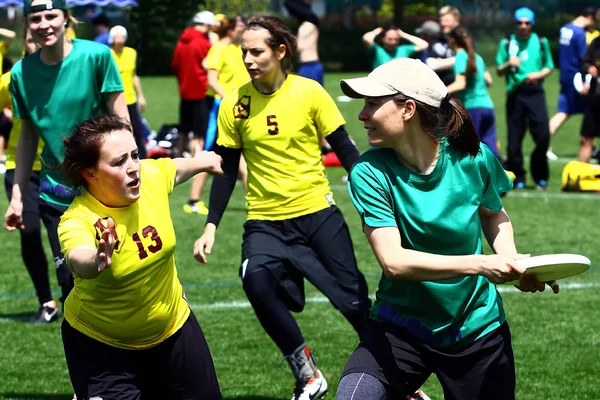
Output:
[
  {"xmin": 206, "ymin": 41, "xmax": 249, "ymax": 98},
  {"xmin": 217, "ymin": 75, "xmax": 345, "ymax": 220},
  {"xmin": 58, "ymin": 158, "xmax": 190, "ymax": 350},
  {"xmin": 587, "ymin": 29, "xmax": 600, "ymax": 46},
  {"xmin": 66, "ymin": 26, "xmax": 76, "ymax": 39},
  {"xmin": 111, "ymin": 46, "xmax": 137, "ymax": 105},
  {"xmin": 0, "ymin": 71, "xmax": 43, "ymax": 171}
]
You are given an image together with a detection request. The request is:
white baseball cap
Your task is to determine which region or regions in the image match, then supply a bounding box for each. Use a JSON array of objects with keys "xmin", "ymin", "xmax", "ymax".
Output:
[
  {"xmin": 340, "ymin": 58, "xmax": 448, "ymax": 108},
  {"xmin": 193, "ymin": 10, "xmax": 218, "ymax": 26}
]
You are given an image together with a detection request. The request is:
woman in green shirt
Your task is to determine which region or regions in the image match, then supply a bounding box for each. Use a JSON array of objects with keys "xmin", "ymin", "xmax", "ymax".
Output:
[
  {"xmin": 4, "ymin": 0, "xmax": 127, "ymax": 307},
  {"xmin": 446, "ymin": 26, "xmax": 502, "ymax": 159},
  {"xmin": 336, "ymin": 58, "xmax": 558, "ymax": 400}
]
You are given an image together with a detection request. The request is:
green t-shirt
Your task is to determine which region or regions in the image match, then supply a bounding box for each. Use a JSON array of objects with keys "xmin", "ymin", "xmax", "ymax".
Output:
[
  {"xmin": 495, "ymin": 33, "xmax": 554, "ymax": 95},
  {"xmin": 453, "ymin": 50, "xmax": 494, "ymax": 109},
  {"xmin": 348, "ymin": 141, "xmax": 513, "ymax": 350},
  {"xmin": 10, "ymin": 38, "xmax": 124, "ymax": 206},
  {"xmin": 372, "ymin": 43, "xmax": 416, "ymax": 70}
]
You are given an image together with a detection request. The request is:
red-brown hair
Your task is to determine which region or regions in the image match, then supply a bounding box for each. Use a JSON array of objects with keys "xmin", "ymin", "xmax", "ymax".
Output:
[{"xmin": 59, "ymin": 114, "xmax": 132, "ymax": 188}]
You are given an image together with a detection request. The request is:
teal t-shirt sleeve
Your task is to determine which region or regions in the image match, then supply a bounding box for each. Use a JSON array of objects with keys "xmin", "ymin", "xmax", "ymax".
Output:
[
  {"xmin": 542, "ymin": 38, "xmax": 554, "ymax": 69},
  {"xmin": 347, "ymin": 160, "xmax": 396, "ymax": 228},
  {"xmin": 396, "ymin": 44, "xmax": 416, "ymax": 58},
  {"xmin": 495, "ymin": 39, "xmax": 508, "ymax": 67},
  {"xmin": 97, "ymin": 46, "xmax": 124, "ymax": 93},
  {"xmin": 9, "ymin": 66, "xmax": 27, "ymax": 120},
  {"xmin": 480, "ymin": 144, "xmax": 512, "ymax": 212},
  {"xmin": 454, "ymin": 52, "xmax": 467, "ymax": 75}
]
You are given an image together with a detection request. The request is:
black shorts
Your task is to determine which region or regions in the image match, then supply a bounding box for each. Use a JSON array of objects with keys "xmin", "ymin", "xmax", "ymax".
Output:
[
  {"xmin": 581, "ymin": 104, "xmax": 600, "ymax": 138},
  {"xmin": 0, "ymin": 112, "xmax": 11, "ymax": 141},
  {"xmin": 240, "ymin": 206, "xmax": 371, "ymax": 316},
  {"xmin": 179, "ymin": 98, "xmax": 209, "ymax": 139},
  {"xmin": 62, "ymin": 311, "xmax": 222, "ymax": 400},
  {"xmin": 341, "ymin": 321, "xmax": 516, "ymax": 400}
]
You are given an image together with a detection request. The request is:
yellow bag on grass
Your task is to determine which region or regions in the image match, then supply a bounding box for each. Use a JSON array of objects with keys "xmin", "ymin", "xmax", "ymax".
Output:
[{"xmin": 561, "ymin": 161, "xmax": 600, "ymax": 192}]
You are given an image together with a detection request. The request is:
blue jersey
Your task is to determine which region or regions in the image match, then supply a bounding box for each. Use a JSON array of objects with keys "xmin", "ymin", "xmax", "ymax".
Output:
[{"xmin": 559, "ymin": 23, "xmax": 587, "ymax": 83}]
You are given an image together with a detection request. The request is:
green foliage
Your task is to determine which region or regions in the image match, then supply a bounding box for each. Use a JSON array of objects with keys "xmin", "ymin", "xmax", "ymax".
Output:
[
  {"xmin": 203, "ymin": 0, "xmax": 272, "ymax": 17},
  {"xmin": 129, "ymin": 0, "xmax": 203, "ymax": 75},
  {"xmin": 377, "ymin": 0, "xmax": 438, "ymax": 20}
]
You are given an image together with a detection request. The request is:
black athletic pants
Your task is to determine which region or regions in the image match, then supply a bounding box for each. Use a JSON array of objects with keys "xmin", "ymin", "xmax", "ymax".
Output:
[
  {"xmin": 505, "ymin": 86, "xmax": 550, "ymax": 183},
  {"xmin": 4, "ymin": 169, "xmax": 53, "ymax": 305}
]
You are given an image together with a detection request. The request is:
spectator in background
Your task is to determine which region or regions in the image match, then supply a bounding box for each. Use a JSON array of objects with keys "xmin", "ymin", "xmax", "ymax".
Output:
[
  {"xmin": 284, "ymin": 0, "xmax": 323, "ymax": 85},
  {"xmin": 171, "ymin": 10, "xmax": 216, "ymax": 215},
  {"xmin": 496, "ymin": 7, "xmax": 554, "ymax": 190},
  {"xmin": 416, "ymin": 20, "xmax": 455, "ymax": 85},
  {"xmin": 579, "ymin": 35, "xmax": 600, "ymax": 162},
  {"xmin": 586, "ymin": 12, "xmax": 599, "ymax": 45},
  {"xmin": 92, "ymin": 13, "xmax": 110, "ymax": 46},
  {"xmin": 362, "ymin": 25, "xmax": 428, "ymax": 70},
  {"xmin": 109, "ymin": 25, "xmax": 148, "ymax": 159},
  {"xmin": 0, "ymin": 27, "xmax": 15, "ymax": 173},
  {"xmin": 547, "ymin": 7, "xmax": 597, "ymax": 160},
  {"xmin": 447, "ymin": 26, "xmax": 501, "ymax": 160}
]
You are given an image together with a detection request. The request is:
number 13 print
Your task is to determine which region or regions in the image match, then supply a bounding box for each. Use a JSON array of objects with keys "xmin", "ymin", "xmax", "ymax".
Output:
[{"xmin": 132, "ymin": 226, "xmax": 163, "ymax": 260}]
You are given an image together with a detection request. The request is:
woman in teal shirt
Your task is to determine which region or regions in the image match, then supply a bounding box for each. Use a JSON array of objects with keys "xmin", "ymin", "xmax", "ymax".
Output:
[
  {"xmin": 335, "ymin": 58, "xmax": 558, "ymax": 400},
  {"xmin": 447, "ymin": 26, "xmax": 502, "ymax": 159},
  {"xmin": 4, "ymin": 0, "xmax": 127, "ymax": 307}
]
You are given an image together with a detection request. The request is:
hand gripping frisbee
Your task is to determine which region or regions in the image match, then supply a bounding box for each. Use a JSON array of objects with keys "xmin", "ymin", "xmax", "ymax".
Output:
[{"xmin": 504, "ymin": 254, "xmax": 591, "ymax": 285}]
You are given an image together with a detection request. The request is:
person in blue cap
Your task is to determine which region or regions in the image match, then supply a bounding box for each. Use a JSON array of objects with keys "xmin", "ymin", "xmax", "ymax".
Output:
[{"xmin": 496, "ymin": 7, "xmax": 554, "ymax": 190}]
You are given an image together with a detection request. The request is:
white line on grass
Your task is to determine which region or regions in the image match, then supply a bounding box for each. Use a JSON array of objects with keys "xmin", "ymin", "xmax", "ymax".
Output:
[
  {"xmin": 1, "ymin": 283, "xmax": 597, "ymax": 323},
  {"xmin": 189, "ymin": 282, "xmax": 600, "ymax": 311}
]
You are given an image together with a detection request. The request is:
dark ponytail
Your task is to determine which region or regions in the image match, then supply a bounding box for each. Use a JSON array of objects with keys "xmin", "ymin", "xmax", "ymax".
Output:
[
  {"xmin": 442, "ymin": 96, "xmax": 480, "ymax": 157},
  {"xmin": 393, "ymin": 93, "xmax": 480, "ymax": 157},
  {"xmin": 449, "ymin": 26, "xmax": 476, "ymax": 75}
]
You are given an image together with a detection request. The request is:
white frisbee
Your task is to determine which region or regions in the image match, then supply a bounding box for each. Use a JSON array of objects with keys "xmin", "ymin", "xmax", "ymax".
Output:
[{"xmin": 503, "ymin": 254, "xmax": 591, "ymax": 285}]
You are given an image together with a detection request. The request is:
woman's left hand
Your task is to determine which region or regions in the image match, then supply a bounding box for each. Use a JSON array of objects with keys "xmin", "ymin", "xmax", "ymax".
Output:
[
  {"xmin": 139, "ymin": 97, "xmax": 147, "ymax": 113},
  {"xmin": 515, "ymin": 275, "xmax": 559, "ymax": 294}
]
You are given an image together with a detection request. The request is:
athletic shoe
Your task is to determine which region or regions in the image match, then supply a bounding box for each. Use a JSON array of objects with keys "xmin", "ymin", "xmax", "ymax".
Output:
[
  {"xmin": 536, "ymin": 180, "xmax": 549, "ymax": 190},
  {"xmin": 183, "ymin": 201, "xmax": 209, "ymax": 215},
  {"xmin": 514, "ymin": 180, "xmax": 526, "ymax": 190},
  {"xmin": 546, "ymin": 149, "xmax": 558, "ymax": 160},
  {"xmin": 30, "ymin": 300, "xmax": 59, "ymax": 324},
  {"xmin": 291, "ymin": 369, "xmax": 328, "ymax": 400},
  {"xmin": 410, "ymin": 390, "xmax": 432, "ymax": 400}
]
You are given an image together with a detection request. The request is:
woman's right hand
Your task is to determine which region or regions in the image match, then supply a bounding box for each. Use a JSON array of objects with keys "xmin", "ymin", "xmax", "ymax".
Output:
[
  {"xmin": 194, "ymin": 225, "xmax": 216, "ymax": 264},
  {"xmin": 480, "ymin": 254, "xmax": 529, "ymax": 284},
  {"xmin": 95, "ymin": 218, "xmax": 117, "ymax": 272},
  {"xmin": 4, "ymin": 198, "xmax": 24, "ymax": 231}
]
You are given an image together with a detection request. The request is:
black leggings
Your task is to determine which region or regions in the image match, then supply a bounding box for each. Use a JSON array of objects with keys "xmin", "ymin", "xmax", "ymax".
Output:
[
  {"xmin": 4, "ymin": 169, "xmax": 52, "ymax": 305},
  {"xmin": 128, "ymin": 102, "xmax": 147, "ymax": 159}
]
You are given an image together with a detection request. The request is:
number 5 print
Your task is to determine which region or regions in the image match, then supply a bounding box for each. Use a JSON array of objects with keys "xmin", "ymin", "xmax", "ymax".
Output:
[{"xmin": 267, "ymin": 115, "xmax": 279, "ymax": 135}]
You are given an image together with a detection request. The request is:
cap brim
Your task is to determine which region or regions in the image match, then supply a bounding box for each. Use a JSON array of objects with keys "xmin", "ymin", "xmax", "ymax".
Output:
[
  {"xmin": 415, "ymin": 27, "xmax": 424, "ymax": 34},
  {"xmin": 340, "ymin": 77, "xmax": 397, "ymax": 99}
]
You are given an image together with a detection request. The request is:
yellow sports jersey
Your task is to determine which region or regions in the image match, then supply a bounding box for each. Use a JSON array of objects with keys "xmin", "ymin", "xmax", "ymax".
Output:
[
  {"xmin": 217, "ymin": 74, "xmax": 345, "ymax": 220},
  {"xmin": 206, "ymin": 42, "xmax": 250, "ymax": 98},
  {"xmin": 587, "ymin": 29, "xmax": 600, "ymax": 46},
  {"xmin": 0, "ymin": 72, "xmax": 42, "ymax": 171},
  {"xmin": 0, "ymin": 41, "xmax": 8, "ymax": 55},
  {"xmin": 58, "ymin": 158, "xmax": 190, "ymax": 350},
  {"xmin": 66, "ymin": 26, "xmax": 76, "ymax": 39},
  {"xmin": 110, "ymin": 46, "xmax": 137, "ymax": 105}
]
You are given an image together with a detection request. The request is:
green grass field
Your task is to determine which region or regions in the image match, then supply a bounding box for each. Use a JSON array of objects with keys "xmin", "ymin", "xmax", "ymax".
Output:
[{"xmin": 0, "ymin": 73, "xmax": 599, "ymax": 400}]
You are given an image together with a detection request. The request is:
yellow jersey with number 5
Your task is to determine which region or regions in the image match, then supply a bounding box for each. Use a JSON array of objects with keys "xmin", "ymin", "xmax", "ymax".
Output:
[
  {"xmin": 217, "ymin": 74, "xmax": 345, "ymax": 220},
  {"xmin": 58, "ymin": 158, "xmax": 190, "ymax": 350}
]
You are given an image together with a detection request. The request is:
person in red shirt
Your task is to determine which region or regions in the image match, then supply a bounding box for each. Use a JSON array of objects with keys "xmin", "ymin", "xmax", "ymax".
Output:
[{"xmin": 172, "ymin": 10, "xmax": 216, "ymax": 214}]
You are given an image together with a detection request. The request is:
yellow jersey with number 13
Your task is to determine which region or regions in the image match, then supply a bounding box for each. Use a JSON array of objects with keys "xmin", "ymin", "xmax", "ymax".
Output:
[
  {"xmin": 58, "ymin": 158, "xmax": 190, "ymax": 350},
  {"xmin": 217, "ymin": 74, "xmax": 345, "ymax": 220}
]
